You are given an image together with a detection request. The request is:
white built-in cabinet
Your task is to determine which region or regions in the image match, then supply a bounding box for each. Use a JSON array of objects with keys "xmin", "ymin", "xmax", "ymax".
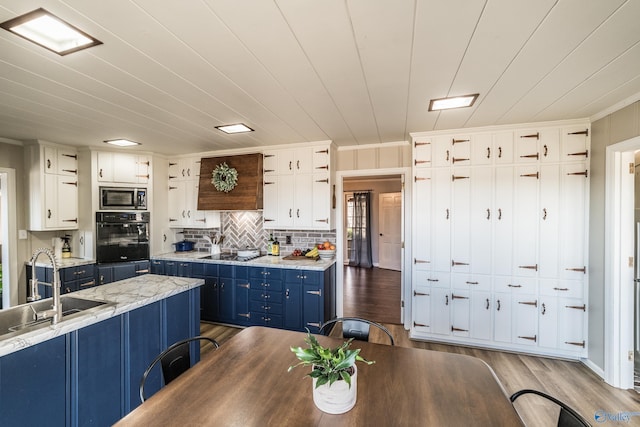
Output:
[
  {"xmin": 410, "ymin": 121, "xmax": 589, "ymax": 359},
  {"xmin": 263, "ymin": 141, "xmax": 334, "ymax": 230},
  {"xmin": 97, "ymin": 152, "xmax": 150, "ymax": 184},
  {"xmin": 167, "ymin": 157, "xmax": 220, "ymax": 229},
  {"xmin": 25, "ymin": 141, "xmax": 79, "ymax": 231}
]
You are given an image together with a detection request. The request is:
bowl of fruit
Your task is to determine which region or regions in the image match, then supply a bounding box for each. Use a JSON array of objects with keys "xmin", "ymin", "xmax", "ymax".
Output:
[{"xmin": 317, "ymin": 241, "xmax": 336, "ymax": 259}]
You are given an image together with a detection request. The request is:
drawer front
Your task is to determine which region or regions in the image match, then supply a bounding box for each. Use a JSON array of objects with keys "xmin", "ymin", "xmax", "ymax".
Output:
[
  {"xmin": 250, "ymin": 289, "xmax": 282, "ymax": 302},
  {"xmin": 249, "ymin": 267, "xmax": 283, "ymax": 280},
  {"xmin": 250, "ymin": 300, "xmax": 284, "ymax": 315},
  {"xmin": 255, "ymin": 313, "xmax": 283, "ymax": 328},
  {"xmin": 249, "ymin": 278, "xmax": 283, "ymax": 292}
]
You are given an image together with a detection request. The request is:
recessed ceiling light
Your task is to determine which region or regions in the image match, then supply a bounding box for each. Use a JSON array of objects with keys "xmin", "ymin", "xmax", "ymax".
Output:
[
  {"xmin": 104, "ymin": 139, "xmax": 140, "ymax": 147},
  {"xmin": 0, "ymin": 8, "xmax": 102, "ymax": 56},
  {"xmin": 215, "ymin": 123, "xmax": 254, "ymax": 134},
  {"xmin": 428, "ymin": 94, "xmax": 479, "ymax": 111}
]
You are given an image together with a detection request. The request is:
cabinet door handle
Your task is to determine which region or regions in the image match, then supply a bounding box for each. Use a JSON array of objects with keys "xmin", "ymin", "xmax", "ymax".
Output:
[
  {"xmin": 486, "ymin": 147, "xmax": 491, "ymax": 159},
  {"xmin": 520, "ymin": 171, "xmax": 539, "ymax": 179},
  {"xmin": 414, "ymin": 141, "xmax": 430, "ymax": 147},
  {"xmin": 466, "ymin": 281, "xmax": 478, "ymax": 285},
  {"xmin": 452, "ymin": 175, "xmax": 469, "ymax": 181},
  {"xmin": 543, "ymin": 145, "xmax": 548, "ymax": 157},
  {"xmin": 445, "ymin": 209, "xmax": 449, "ymax": 220},
  {"xmin": 414, "ymin": 159, "xmax": 430, "ymax": 166},
  {"xmin": 289, "ymin": 209, "xmax": 292, "ymax": 218},
  {"xmin": 445, "ymin": 295, "xmax": 449, "ymax": 305},
  {"xmin": 296, "ymin": 160, "xmax": 300, "ymax": 170},
  {"xmin": 496, "ymin": 300, "xmax": 501, "ymax": 311},
  {"xmin": 568, "ymin": 151, "xmax": 589, "ymax": 158},
  {"xmin": 553, "ymin": 287, "xmax": 569, "ymax": 291},
  {"xmin": 486, "ymin": 209, "xmax": 490, "ymax": 220},
  {"xmin": 306, "ymin": 290, "xmax": 321, "ymax": 296},
  {"xmin": 542, "ymin": 208, "xmax": 547, "ymax": 220},
  {"xmin": 451, "ymin": 260, "xmax": 469, "ymax": 266},
  {"xmin": 508, "ymin": 284, "xmax": 522, "ymax": 288},
  {"xmin": 62, "ymin": 153, "xmax": 78, "ymax": 160},
  {"xmin": 315, "ymin": 148, "xmax": 329, "ymax": 154},
  {"xmin": 518, "ymin": 264, "xmax": 538, "ymax": 271},
  {"xmin": 62, "ymin": 181, "xmax": 78, "ymax": 187},
  {"xmin": 445, "ymin": 150, "xmax": 450, "ymax": 162},
  {"xmin": 296, "ymin": 209, "xmax": 300, "ymax": 218},
  {"xmin": 289, "ymin": 161, "xmax": 292, "ymax": 170},
  {"xmin": 485, "ymin": 298, "xmax": 490, "ymax": 310},
  {"xmin": 47, "ymin": 159, "xmax": 52, "ymax": 169},
  {"xmin": 498, "ymin": 147, "xmax": 502, "ymax": 158},
  {"xmin": 567, "ymin": 170, "xmax": 588, "ymax": 178},
  {"xmin": 47, "ymin": 209, "xmax": 52, "ymax": 219},
  {"xmin": 498, "ymin": 208, "xmax": 502, "ymax": 220},
  {"xmin": 452, "ymin": 138, "xmax": 469, "ymax": 144},
  {"xmin": 315, "ymin": 165, "xmax": 329, "ymax": 170},
  {"xmin": 62, "ymin": 169, "xmax": 77, "ymax": 174},
  {"xmin": 541, "ymin": 303, "xmax": 546, "ymax": 315},
  {"xmin": 99, "ymin": 168, "xmax": 103, "ymax": 178}
]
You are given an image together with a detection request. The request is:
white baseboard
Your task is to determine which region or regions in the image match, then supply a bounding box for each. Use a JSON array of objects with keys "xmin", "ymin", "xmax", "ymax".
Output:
[{"xmin": 583, "ymin": 358, "xmax": 605, "ymax": 380}]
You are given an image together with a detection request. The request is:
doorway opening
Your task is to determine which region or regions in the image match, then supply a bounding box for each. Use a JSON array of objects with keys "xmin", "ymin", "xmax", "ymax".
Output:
[{"xmin": 337, "ymin": 172, "xmax": 409, "ymax": 326}]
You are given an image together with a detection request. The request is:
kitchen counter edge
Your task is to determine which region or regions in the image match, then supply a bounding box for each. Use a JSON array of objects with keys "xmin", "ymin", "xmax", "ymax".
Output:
[
  {"xmin": 0, "ymin": 274, "xmax": 203, "ymax": 358},
  {"xmin": 152, "ymin": 252, "xmax": 336, "ymax": 271}
]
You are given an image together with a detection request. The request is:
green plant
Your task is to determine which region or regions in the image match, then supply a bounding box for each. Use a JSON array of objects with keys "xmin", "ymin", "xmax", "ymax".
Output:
[{"xmin": 288, "ymin": 330, "xmax": 374, "ymax": 389}]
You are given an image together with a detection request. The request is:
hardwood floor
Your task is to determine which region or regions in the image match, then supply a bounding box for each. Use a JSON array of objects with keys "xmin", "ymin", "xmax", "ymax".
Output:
[
  {"xmin": 342, "ymin": 265, "xmax": 401, "ymax": 324},
  {"xmin": 201, "ymin": 322, "xmax": 640, "ymax": 426}
]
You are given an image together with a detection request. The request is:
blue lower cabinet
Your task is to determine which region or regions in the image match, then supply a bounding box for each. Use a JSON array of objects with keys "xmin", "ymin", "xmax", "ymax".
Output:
[
  {"xmin": 150, "ymin": 259, "xmax": 165, "ymax": 275},
  {"xmin": 0, "ymin": 335, "xmax": 67, "ymax": 426},
  {"xmin": 75, "ymin": 316, "xmax": 123, "ymax": 426},
  {"xmin": 113, "ymin": 263, "xmax": 137, "ymax": 282},
  {"xmin": 234, "ymin": 266, "xmax": 251, "ymax": 326},
  {"xmin": 194, "ymin": 263, "xmax": 219, "ymax": 321},
  {"xmin": 98, "ymin": 265, "xmax": 113, "ymax": 286},
  {"xmin": 284, "ymin": 284, "xmax": 303, "ymax": 330},
  {"xmin": 165, "ymin": 291, "xmax": 193, "ymax": 346},
  {"xmin": 127, "ymin": 301, "xmax": 162, "ymax": 410},
  {"xmin": 164, "ymin": 261, "xmax": 178, "ymax": 277}
]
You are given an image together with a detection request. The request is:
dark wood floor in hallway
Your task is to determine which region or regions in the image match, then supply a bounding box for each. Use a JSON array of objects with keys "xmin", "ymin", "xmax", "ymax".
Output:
[{"xmin": 342, "ymin": 265, "xmax": 402, "ymax": 325}]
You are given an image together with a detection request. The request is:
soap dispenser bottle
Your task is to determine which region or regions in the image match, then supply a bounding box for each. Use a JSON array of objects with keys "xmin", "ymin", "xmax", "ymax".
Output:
[
  {"xmin": 267, "ymin": 233, "xmax": 274, "ymax": 256},
  {"xmin": 61, "ymin": 235, "xmax": 71, "ymax": 259}
]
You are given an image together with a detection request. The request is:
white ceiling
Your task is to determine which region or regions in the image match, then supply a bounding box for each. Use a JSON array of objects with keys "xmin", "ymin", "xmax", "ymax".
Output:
[{"xmin": 1, "ymin": 0, "xmax": 639, "ymax": 155}]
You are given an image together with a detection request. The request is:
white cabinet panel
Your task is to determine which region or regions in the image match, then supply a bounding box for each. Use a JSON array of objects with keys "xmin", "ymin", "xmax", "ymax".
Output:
[
  {"xmin": 413, "ymin": 138, "xmax": 431, "ymax": 167},
  {"xmin": 451, "ymin": 167, "xmax": 470, "ymax": 272},
  {"xmin": 470, "ymin": 290, "xmax": 492, "ymax": 341},
  {"xmin": 493, "ymin": 167, "xmax": 513, "ymax": 276},
  {"xmin": 513, "ymin": 294, "xmax": 538, "ymax": 346},
  {"xmin": 312, "ymin": 173, "xmax": 331, "ymax": 227},
  {"xmin": 562, "ymin": 126, "xmax": 590, "ymax": 160},
  {"xmin": 539, "ymin": 165, "xmax": 560, "ymax": 278},
  {"xmin": 471, "ymin": 134, "xmax": 492, "ymax": 165},
  {"xmin": 413, "ymin": 169, "xmax": 431, "ymax": 269},
  {"xmin": 412, "ymin": 288, "xmax": 431, "ymax": 333},
  {"xmin": 432, "ymin": 136, "xmax": 451, "ymax": 167},
  {"xmin": 470, "ymin": 167, "xmax": 493, "ymax": 275},
  {"xmin": 513, "ymin": 166, "xmax": 539, "ymax": 276},
  {"xmin": 559, "ymin": 163, "xmax": 588, "ymax": 279},
  {"xmin": 451, "ymin": 135, "xmax": 470, "ymax": 166},
  {"xmin": 430, "ymin": 287, "xmax": 451, "ymax": 336},
  {"xmin": 432, "ymin": 169, "xmax": 451, "ymax": 272},
  {"xmin": 493, "ymin": 132, "xmax": 513, "ymax": 164},
  {"xmin": 451, "ymin": 290, "xmax": 470, "ymax": 337}
]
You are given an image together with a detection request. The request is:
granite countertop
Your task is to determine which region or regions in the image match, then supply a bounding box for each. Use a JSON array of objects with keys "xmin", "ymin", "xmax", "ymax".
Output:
[
  {"xmin": 153, "ymin": 252, "xmax": 336, "ymax": 271},
  {"xmin": 0, "ymin": 274, "xmax": 203, "ymax": 357},
  {"xmin": 27, "ymin": 257, "xmax": 96, "ymax": 268}
]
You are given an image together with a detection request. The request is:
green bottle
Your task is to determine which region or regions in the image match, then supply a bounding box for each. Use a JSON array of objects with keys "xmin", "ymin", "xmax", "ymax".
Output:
[{"xmin": 267, "ymin": 233, "xmax": 274, "ymax": 256}]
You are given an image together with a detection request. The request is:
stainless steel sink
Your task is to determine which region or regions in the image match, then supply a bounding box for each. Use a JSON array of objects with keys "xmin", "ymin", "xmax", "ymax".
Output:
[{"xmin": 0, "ymin": 296, "xmax": 115, "ymax": 338}]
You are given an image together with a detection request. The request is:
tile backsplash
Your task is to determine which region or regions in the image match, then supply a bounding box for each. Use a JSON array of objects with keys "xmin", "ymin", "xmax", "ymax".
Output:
[{"xmin": 181, "ymin": 211, "xmax": 336, "ymax": 255}]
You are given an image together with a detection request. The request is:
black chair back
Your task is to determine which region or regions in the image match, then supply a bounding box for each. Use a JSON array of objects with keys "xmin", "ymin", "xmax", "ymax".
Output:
[
  {"xmin": 510, "ymin": 389, "xmax": 590, "ymax": 427},
  {"xmin": 319, "ymin": 317, "xmax": 395, "ymax": 345}
]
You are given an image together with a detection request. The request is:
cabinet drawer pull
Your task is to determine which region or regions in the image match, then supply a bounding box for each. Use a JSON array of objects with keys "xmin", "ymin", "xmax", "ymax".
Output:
[
  {"xmin": 518, "ymin": 264, "xmax": 538, "ymax": 271},
  {"xmin": 414, "ymin": 176, "xmax": 430, "ymax": 182},
  {"xmin": 263, "ymin": 154, "xmax": 275, "ymax": 158},
  {"xmin": 520, "ymin": 172, "xmax": 539, "ymax": 179},
  {"xmin": 452, "ymin": 157, "xmax": 469, "ymax": 163},
  {"xmin": 486, "ymin": 147, "xmax": 491, "ymax": 159},
  {"xmin": 451, "ymin": 326, "xmax": 468, "ymax": 332},
  {"xmin": 315, "ymin": 165, "xmax": 329, "ymax": 170},
  {"xmin": 452, "ymin": 260, "xmax": 469, "ymax": 266},
  {"xmin": 426, "ymin": 278, "xmax": 439, "ymax": 282},
  {"xmin": 566, "ymin": 304, "xmax": 586, "ymax": 312},
  {"xmin": 307, "ymin": 322, "xmax": 321, "ymax": 328},
  {"xmin": 465, "ymin": 281, "xmax": 478, "ymax": 285},
  {"xmin": 567, "ymin": 170, "xmax": 588, "ymax": 178},
  {"xmin": 520, "ymin": 132, "xmax": 539, "ymax": 139},
  {"xmin": 62, "ymin": 153, "xmax": 78, "ymax": 160},
  {"xmin": 238, "ymin": 313, "xmax": 251, "ymax": 319},
  {"xmin": 518, "ymin": 300, "xmax": 538, "ymax": 307},
  {"xmin": 306, "ymin": 290, "xmax": 321, "ymax": 296},
  {"xmin": 413, "ymin": 291, "xmax": 429, "ymax": 296},
  {"xmin": 264, "ymin": 218, "xmax": 275, "ymax": 222},
  {"xmin": 508, "ymin": 284, "xmax": 522, "ymax": 288},
  {"xmin": 414, "ymin": 159, "xmax": 430, "ymax": 166},
  {"xmin": 518, "ymin": 335, "xmax": 537, "ymax": 342},
  {"xmin": 452, "ymin": 175, "xmax": 469, "ymax": 181},
  {"xmin": 565, "ymin": 266, "xmax": 586, "ymax": 274},
  {"xmin": 496, "ymin": 300, "xmax": 501, "ymax": 311},
  {"xmin": 315, "ymin": 178, "xmax": 329, "ymax": 183},
  {"xmin": 414, "ymin": 141, "xmax": 430, "ymax": 147},
  {"xmin": 238, "ymin": 283, "xmax": 250, "ymax": 289},
  {"xmin": 62, "ymin": 181, "xmax": 78, "ymax": 187},
  {"xmin": 486, "ymin": 209, "xmax": 490, "ymax": 220},
  {"xmin": 413, "ymin": 321, "xmax": 428, "ymax": 327},
  {"xmin": 451, "ymin": 293, "xmax": 468, "ymax": 300},
  {"xmin": 315, "ymin": 218, "xmax": 329, "ymax": 223},
  {"xmin": 136, "ymin": 269, "xmax": 150, "ymax": 274},
  {"xmin": 63, "ymin": 218, "xmax": 78, "ymax": 223},
  {"xmin": 485, "ymin": 298, "xmax": 490, "ymax": 310},
  {"xmin": 414, "ymin": 259, "xmax": 430, "ymax": 264},
  {"xmin": 543, "ymin": 145, "xmax": 548, "ymax": 157},
  {"xmin": 567, "ymin": 129, "xmax": 589, "ymax": 137},
  {"xmin": 137, "ymin": 174, "xmax": 150, "ymax": 179},
  {"xmin": 62, "ymin": 169, "xmax": 77, "ymax": 174},
  {"xmin": 80, "ymin": 280, "xmax": 96, "ymax": 288},
  {"xmin": 567, "ymin": 150, "xmax": 589, "ymax": 158},
  {"xmin": 541, "ymin": 303, "xmax": 546, "ymax": 315},
  {"xmin": 565, "ymin": 340, "xmax": 585, "ymax": 348},
  {"xmin": 553, "ymin": 287, "xmax": 569, "ymax": 291},
  {"xmin": 264, "ymin": 170, "xmax": 275, "ymax": 174}
]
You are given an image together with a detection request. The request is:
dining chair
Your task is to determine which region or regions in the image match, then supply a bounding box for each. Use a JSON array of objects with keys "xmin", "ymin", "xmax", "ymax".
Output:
[
  {"xmin": 319, "ymin": 317, "xmax": 395, "ymax": 345},
  {"xmin": 139, "ymin": 336, "xmax": 220, "ymax": 402},
  {"xmin": 510, "ymin": 389, "xmax": 591, "ymax": 427}
]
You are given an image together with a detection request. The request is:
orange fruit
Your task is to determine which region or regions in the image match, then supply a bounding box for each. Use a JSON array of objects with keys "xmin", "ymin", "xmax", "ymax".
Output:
[
  {"xmin": 323, "ymin": 241, "xmax": 331, "ymax": 249},
  {"xmin": 329, "ymin": 245, "xmax": 335, "ymax": 250}
]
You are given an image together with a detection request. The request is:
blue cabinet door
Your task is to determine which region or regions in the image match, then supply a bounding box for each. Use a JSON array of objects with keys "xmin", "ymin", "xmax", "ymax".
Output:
[
  {"xmin": 127, "ymin": 301, "xmax": 162, "ymax": 411},
  {"xmin": 0, "ymin": 335, "xmax": 67, "ymax": 426},
  {"xmin": 197, "ymin": 263, "xmax": 219, "ymax": 321},
  {"xmin": 113, "ymin": 263, "xmax": 136, "ymax": 282},
  {"xmin": 164, "ymin": 261, "xmax": 178, "ymax": 276},
  {"xmin": 218, "ymin": 275, "xmax": 234, "ymax": 322},
  {"xmin": 284, "ymin": 283, "xmax": 303, "ymax": 331},
  {"xmin": 165, "ymin": 291, "xmax": 192, "ymax": 347},
  {"xmin": 234, "ymin": 267, "xmax": 250, "ymax": 325},
  {"xmin": 75, "ymin": 316, "xmax": 123, "ymax": 426},
  {"xmin": 98, "ymin": 265, "xmax": 113, "ymax": 286},
  {"xmin": 177, "ymin": 262, "xmax": 192, "ymax": 277},
  {"xmin": 150, "ymin": 259, "xmax": 165, "ymax": 275}
]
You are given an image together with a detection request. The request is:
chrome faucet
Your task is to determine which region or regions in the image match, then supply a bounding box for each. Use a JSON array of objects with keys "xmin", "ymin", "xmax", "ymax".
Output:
[{"xmin": 28, "ymin": 247, "xmax": 63, "ymax": 325}]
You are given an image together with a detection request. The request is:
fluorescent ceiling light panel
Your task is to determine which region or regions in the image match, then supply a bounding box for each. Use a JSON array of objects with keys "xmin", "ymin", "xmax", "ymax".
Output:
[
  {"xmin": 0, "ymin": 8, "xmax": 102, "ymax": 56},
  {"xmin": 104, "ymin": 139, "xmax": 140, "ymax": 147},
  {"xmin": 429, "ymin": 94, "xmax": 479, "ymax": 111},
  {"xmin": 215, "ymin": 123, "xmax": 254, "ymax": 134}
]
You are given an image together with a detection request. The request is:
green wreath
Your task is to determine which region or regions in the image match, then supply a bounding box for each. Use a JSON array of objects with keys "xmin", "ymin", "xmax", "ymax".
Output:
[{"xmin": 211, "ymin": 162, "xmax": 238, "ymax": 192}]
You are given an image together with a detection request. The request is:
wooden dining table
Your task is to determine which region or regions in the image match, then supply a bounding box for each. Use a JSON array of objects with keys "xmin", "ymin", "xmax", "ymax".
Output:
[{"xmin": 116, "ymin": 326, "xmax": 523, "ymax": 426}]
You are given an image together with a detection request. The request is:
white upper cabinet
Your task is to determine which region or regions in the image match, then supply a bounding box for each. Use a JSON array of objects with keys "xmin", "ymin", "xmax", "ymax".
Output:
[
  {"xmin": 98, "ymin": 152, "xmax": 150, "ymax": 184},
  {"xmin": 168, "ymin": 156, "xmax": 219, "ymax": 229},
  {"xmin": 263, "ymin": 142, "xmax": 334, "ymax": 230},
  {"xmin": 25, "ymin": 141, "xmax": 79, "ymax": 231}
]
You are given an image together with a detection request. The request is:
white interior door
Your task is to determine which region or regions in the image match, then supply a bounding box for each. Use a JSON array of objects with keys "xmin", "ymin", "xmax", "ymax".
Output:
[{"xmin": 379, "ymin": 192, "xmax": 402, "ymax": 271}]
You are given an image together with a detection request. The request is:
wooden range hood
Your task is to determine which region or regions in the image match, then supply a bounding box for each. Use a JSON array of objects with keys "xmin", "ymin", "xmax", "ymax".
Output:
[{"xmin": 197, "ymin": 153, "xmax": 263, "ymax": 211}]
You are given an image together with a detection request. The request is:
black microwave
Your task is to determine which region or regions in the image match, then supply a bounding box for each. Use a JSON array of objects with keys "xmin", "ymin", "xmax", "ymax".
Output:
[{"xmin": 100, "ymin": 186, "xmax": 147, "ymax": 210}]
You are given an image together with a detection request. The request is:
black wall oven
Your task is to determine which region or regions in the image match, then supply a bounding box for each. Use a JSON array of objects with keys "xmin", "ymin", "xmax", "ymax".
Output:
[{"xmin": 96, "ymin": 212, "xmax": 150, "ymax": 263}]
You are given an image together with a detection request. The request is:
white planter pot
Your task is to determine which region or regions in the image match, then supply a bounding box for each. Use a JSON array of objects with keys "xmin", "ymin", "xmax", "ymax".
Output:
[{"xmin": 312, "ymin": 365, "xmax": 357, "ymax": 414}]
